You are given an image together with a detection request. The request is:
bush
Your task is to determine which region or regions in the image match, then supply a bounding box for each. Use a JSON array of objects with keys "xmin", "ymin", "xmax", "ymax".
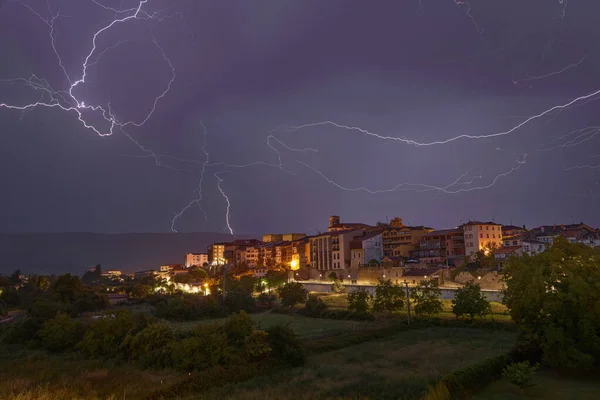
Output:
[
  {"xmin": 442, "ymin": 354, "xmax": 511, "ymax": 399},
  {"xmin": 257, "ymin": 292, "xmax": 276, "ymax": 308},
  {"xmin": 502, "ymin": 361, "xmax": 539, "ymax": 389},
  {"xmin": 154, "ymin": 294, "xmax": 225, "ymax": 321},
  {"xmin": 121, "ymin": 321, "xmax": 175, "ymax": 368},
  {"xmin": 279, "ymin": 282, "xmax": 308, "ymax": 307},
  {"xmin": 170, "ymin": 324, "xmax": 230, "ymax": 371},
  {"xmin": 347, "ymin": 287, "xmax": 372, "ymax": 314},
  {"xmin": 77, "ymin": 310, "xmax": 150, "ymax": 359},
  {"xmin": 222, "ymin": 311, "xmax": 255, "ymax": 346},
  {"xmin": 37, "ymin": 312, "xmax": 85, "ymax": 353},
  {"xmin": 451, "ymin": 281, "xmax": 491, "ymax": 320},
  {"xmin": 244, "ymin": 330, "xmax": 272, "ymax": 361},
  {"xmin": 265, "ymin": 324, "xmax": 305, "ymax": 367},
  {"xmin": 304, "ymin": 294, "xmax": 327, "ymax": 315},
  {"xmin": 223, "ymin": 289, "xmax": 257, "ymax": 314},
  {"xmin": 423, "ymin": 381, "xmax": 451, "ymax": 400}
]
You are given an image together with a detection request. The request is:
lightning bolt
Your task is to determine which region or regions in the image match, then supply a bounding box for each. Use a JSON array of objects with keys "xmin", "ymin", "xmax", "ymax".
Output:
[
  {"xmin": 215, "ymin": 172, "xmax": 233, "ymax": 235},
  {"xmin": 297, "ymin": 154, "xmax": 526, "ymax": 195},
  {"xmin": 1, "ymin": 0, "xmax": 176, "ymax": 139},
  {"xmin": 278, "ymin": 89, "xmax": 600, "ymax": 146},
  {"xmin": 452, "ymin": 0, "xmax": 483, "ymax": 42},
  {"xmin": 514, "ymin": 54, "xmax": 589, "ymax": 85}
]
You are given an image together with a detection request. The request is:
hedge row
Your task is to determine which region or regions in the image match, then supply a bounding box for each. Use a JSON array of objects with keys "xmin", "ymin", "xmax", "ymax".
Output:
[
  {"xmin": 441, "ymin": 354, "xmax": 513, "ymax": 399},
  {"xmin": 273, "ymin": 306, "xmax": 375, "ymax": 321}
]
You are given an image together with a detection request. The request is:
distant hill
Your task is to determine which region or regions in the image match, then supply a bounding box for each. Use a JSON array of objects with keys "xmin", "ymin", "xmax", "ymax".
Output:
[{"xmin": 0, "ymin": 232, "xmax": 251, "ymax": 275}]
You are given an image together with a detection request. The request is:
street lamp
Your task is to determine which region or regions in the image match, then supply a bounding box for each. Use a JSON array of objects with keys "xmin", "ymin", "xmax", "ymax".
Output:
[{"xmin": 203, "ymin": 283, "xmax": 209, "ymax": 296}]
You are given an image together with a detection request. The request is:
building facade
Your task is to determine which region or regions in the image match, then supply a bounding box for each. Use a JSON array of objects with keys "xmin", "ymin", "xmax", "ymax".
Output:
[
  {"xmin": 185, "ymin": 253, "xmax": 208, "ymax": 267},
  {"xmin": 461, "ymin": 221, "xmax": 503, "ymax": 257},
  {"xmin": 309, "ymin": 229, "xmax": 362, "ymax": 275}
]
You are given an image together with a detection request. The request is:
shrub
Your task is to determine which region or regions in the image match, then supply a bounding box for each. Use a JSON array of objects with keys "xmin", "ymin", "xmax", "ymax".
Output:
[
  {"xmin": 170, "ymin": 324, "xmax": 230, "ymax": 371},
  {"xmin": 37, "ymin": 312, "xmax": 85, "ymax": 353},
  {"xmin": 331, "ymin": 280, "xmax": 345, "ymax": 293},
  {"xmin": 423, "ymin": 381, "xmax": 451, "ymax": 400},
  {"xmin": 257, "ymin": 292, "xmax": 276, "ymax": 308},
  {"xmin": 265, "ymin": 324, "xmax": 305, "ymax": 367},
  {"xmin": 154, "ymin": 294, "xmax": 225, "ymax": 320},
  {"xmin": 222, "ymin": 311, "xmax": 255, "ymax": 346},
  {"xmin": 122, "ymin": 321, "xmax": 175, "ymax": 368},
  {"xmin": 451, "ymin": 281, "xmax": 491, "ymax": 320},
  {"xmin": 279, "ymin": 282, "xmax": 308, "ymax": 307},
  {"xmin": 412, "ymin": 279, "xmax": 443, "ymax": 317},
  {"xmin": 304, "ymin": 294, "xmax": 327, "ymax": 315},
  {"xmin": 223, "ymin": 289, "xmax": 257, "ymax": 314},
  {"xmin": 502, "ymin": 361, "xmax": 539, "ymax": 389},
  {"xmin": 347, "ymin": 287, "xmax": 372, "ymax": 314},
  {"xmin": 442, "ymin": 354, "xmax": 511, "ymax": 399},
  {"xmin": 244, "ymin": 330, "xmax": 272, "ymax": 361},
  {"xmin": 77, "ymin": 310, "xmax": 150, "ymax": 359}
]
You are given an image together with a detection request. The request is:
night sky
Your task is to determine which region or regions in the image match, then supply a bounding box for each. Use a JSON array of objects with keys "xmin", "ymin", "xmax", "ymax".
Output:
[{"xmin": 1, "ymin": 0, "xmax": 599, "ymax": 236}]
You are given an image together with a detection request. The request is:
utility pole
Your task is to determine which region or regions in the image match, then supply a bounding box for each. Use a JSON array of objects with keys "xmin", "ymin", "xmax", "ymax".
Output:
[{"xmin": 404, "ymin": 281, "xmax": 411, "ymax": 325}]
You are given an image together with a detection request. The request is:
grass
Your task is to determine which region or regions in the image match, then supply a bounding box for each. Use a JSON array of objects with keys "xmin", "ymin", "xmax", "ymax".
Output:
[
  {"xmin": 0, "ymin": 346, "xmax": 182, "ymax": 400},
  {"xmin": 194, "ymin": 327, "xmax": 515, "ymax": 400},
  {"xmin": 170, "ymin": 311, "xmax": 376, "ymax": 340},
  {"xmin": 473, "ymin": 369, "xmax": 600, "ymax": 399}
]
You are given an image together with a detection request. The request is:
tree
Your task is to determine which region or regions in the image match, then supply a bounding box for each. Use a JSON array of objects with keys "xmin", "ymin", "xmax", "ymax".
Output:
[
  {"xmin": 304, "ymin": 294, "xmax": 327, "ymax": 315},
  {"xmin": 264, "ymin": 270, "xmax": 287, "ymax": 290},
  {"xmin": 372, "ymin": 279, "xmax": 405, "ymax": 314},
  {"xmin": 37, "ymin": 312, "xmax": 85, "ymax": 353},
  {"xmin": 502, "ymin": 361, "xmax": 539, "ymax": 391},
  {"xmin": 278, "ymin": 282, "xmax": 308, "ymax": 307},
  {"xmin": 412, "ymin": 279, "xmax": 443, "ymax": 317},
  {"xmin": 328, "ymin": 272, "xmax": 338, "ymax": 281},
  {"xmin": 347, "ymin": 287, "xmax": 372, "ymax": 314},
  {"xmin": 503, "ymin": 237, "xmax": 600, "ymax": 370},
  {"xmin": 451, "ymin": 281, "xmax": 491, "ymax": 319}
]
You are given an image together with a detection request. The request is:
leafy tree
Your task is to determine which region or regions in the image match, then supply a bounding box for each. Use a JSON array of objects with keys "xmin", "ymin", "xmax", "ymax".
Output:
[
  {"xmin": 264, "ymin": 270, "xmax": 287, "ymax": 290},
  {"xmin": 502, "ymin": 361, "xmax": 539, "ymax": 390},
  {"xmin": 37, "ymin": 312, "xmax": 85, "ymax": 353},
  {"xmin": 278, "ymin": 282, "xmax": 308, "ymax": 307},
  {"xmin": 238, "ymin": 275, "xmax": 256, "ymax": 294},
  {"xmin": 372, "ymin": 279, "xmax": 405, "ymax": 314},
  {"xmin": 347, "ymin": 287, "xmax": 372, "ymax": 314},
  {"xmin": 451, "ymin": 281, "xmax": 491, "ymax": 319},
  {"xmin": 169, "ymin": 325, "xmax": 229, "ymax": 371},
  {"xmin": 82, "ymin": 265, "xmax": 102, "ymax": 284},
  {"xmin": 331, "ymin": 279, "xmax": 345, "ymax": 293},
  {"xmin": 223, "ymin": 311, "xmax": 255, "ymax": 346},
  {"xmin": 328, "ymin": 272, "xmax": 338, "ymax": 281},
  {"xmin": 503, "ymin": 237, "xmax": 600, "ymax": 370},
  {"xmin": 121, "ymin": 321, "xmax": 174, "ymax": 368},
  {"xmin": 412, "ymin": 279, "xmax": 443, "ymax": 317}
]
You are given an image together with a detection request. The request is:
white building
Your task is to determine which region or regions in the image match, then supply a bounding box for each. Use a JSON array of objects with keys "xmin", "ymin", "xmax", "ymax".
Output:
[
  {"xmin": 185, "ymin": 253, "xmax": 208, "ymax": 267},
  {"xmin": 522, "ymin": 240, "xmax": 546, "ymax": 256}
]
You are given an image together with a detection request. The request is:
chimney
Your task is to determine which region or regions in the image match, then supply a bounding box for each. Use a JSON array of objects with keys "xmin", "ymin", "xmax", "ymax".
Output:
[{"xmin": 329, "ymin": 215, "xmax": 340, "ymax": 228}]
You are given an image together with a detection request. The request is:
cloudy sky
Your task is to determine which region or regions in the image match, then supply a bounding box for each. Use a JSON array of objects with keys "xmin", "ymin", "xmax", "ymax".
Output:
[{"xmin": 1, "ymin": 0, "xmax": 599, "ymax": 235}]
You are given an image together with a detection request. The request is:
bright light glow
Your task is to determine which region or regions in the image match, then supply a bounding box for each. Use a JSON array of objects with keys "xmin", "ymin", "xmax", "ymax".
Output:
[{"xmin": 290, "ymin": 259, "xmax": 299, "ymax": 270}]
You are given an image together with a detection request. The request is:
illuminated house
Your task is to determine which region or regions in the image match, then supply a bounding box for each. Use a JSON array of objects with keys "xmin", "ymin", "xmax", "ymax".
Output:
[
  {"xmin": 411, "ymin": 228, "xmax": 464, "ymax": 266},
  {"xmin": 382, "ymin": 221, "xmax": 434, "ymax": 258},
  {"xmin": 461, "ymin": 221, "xmax": 503, "ymax": 257},
  {"xmin": 185, "ymin": 253, "xmax": 208, "ymax": 267}
]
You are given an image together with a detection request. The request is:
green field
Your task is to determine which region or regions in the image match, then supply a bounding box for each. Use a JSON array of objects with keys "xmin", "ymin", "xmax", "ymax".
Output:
[
  {"xmin": 170, "ymin": 311, "xmax": 378, "ymax": 339},
  {"xmin": 194, "ymin": 327, "xmax": 515, "ymax": 400},
  {"xmin": 0, "ymin": 347, "xmax": 181, "ymax": 400},
  {"xmin": 473, "ymin": 370, "xmax": 600, "ymax": 400}
]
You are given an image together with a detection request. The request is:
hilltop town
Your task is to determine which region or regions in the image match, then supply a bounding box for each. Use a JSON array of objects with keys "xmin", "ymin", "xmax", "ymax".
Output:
[{"xmin": 98, "ymin": 215, "xmax": 600, "ymax": 292}]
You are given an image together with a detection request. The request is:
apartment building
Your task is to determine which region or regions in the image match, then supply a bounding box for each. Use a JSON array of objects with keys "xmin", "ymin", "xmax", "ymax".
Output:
[
  {"xmin": 184, "ymin": 253, "xmax": 208, "ymax": 267},
  {"xmin": 461, "ymin": 221, "xmax": 503, "ymax": 257},
  {"xmin": 412, "ymin": 228, "xmax": 464, "ymax": 266},
  {"xmin": 310, "ymin": 229, "xmax": 362, "ymax": 275}
]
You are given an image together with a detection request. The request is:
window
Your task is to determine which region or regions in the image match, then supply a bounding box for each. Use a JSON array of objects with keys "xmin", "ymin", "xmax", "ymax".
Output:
[
  {"xmin": 480, "ymin": 234, "xmax": 483, "ymax": 238},
  {"xmin": 479, "ymin": 226, "xmax": 483, "ymax": 230},
  {"xmin": 492, "ymin": 234, "xmax": 496, "ymax": 238},
  {"xmin": 486, "ymin": 226, "xmax": 489, "ymax": 230},
  {"xmin": 486, "ymin": 234, "xmax": 489, "ymax": 238}
]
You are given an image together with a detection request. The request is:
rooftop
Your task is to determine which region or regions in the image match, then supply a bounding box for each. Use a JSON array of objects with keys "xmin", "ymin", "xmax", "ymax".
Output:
[
  {"xmin": 423, "ymin": 228, "xmax": 462, "ymax": 237},
  {"xmin": 462, "ymin": 221, "xmax": 502, "ymax": 227}
]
